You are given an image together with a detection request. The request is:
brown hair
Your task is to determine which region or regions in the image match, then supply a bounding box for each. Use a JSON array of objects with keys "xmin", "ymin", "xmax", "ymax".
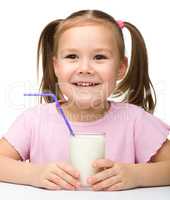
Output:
[{"xmin": 37, "ymin": 9, "xmax": 156, "ymax": 113}]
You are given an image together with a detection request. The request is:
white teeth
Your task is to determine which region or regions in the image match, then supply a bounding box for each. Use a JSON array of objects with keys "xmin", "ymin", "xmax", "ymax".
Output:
[{"xmin": 74, "ymin": 82, "xmax": 98, "ymax": 87}]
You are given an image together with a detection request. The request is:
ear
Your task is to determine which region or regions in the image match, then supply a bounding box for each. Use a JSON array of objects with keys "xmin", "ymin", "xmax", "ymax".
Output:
[
  {"xmin": 52, "ymin": 56, "xmax": 58, "ymax": 77},
  {"xmin": 117, "ymin": 56, "xmax": 128, "ymax": 81}
]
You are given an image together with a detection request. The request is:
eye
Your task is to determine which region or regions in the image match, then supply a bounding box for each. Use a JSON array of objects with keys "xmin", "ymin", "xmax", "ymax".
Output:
[
  {"xmin": 94, "ymin": 54, "xmax": 108, "ymax": 60},
  {"xmin": 64, "ymin": 54, "xmax": 78, "ymax": 59}
]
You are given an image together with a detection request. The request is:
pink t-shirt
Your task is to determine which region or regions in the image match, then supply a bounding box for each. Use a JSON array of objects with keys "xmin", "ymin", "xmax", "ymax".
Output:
[{"xmin": 2, "ymin": 101, "xmax": 170, "ymax": 164}]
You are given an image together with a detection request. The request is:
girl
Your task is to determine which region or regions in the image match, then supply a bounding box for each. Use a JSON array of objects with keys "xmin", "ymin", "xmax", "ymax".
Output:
[{"xmin": 0, "ymin": 9, "xmax": 170, "ymax": 191}]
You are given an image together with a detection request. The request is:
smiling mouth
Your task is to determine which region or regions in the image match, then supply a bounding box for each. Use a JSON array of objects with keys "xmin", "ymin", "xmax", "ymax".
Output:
[{"xmin": 72, "ymin": 82, "xmax": 101, "ymax": 87}]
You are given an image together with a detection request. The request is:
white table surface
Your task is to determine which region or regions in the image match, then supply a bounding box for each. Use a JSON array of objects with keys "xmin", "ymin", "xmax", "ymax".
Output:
[{"xmin": 0, "ymin": 182, "xmax": 170, "ymax": 200}]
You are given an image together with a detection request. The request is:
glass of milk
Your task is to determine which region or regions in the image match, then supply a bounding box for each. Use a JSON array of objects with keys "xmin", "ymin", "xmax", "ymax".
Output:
[{"xmin": 69, "ymin": 132, "xmax": 105, "ymax": 189}]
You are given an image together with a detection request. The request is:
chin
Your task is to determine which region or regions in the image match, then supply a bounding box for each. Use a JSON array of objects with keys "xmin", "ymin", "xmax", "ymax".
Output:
[{"xmin": 74, "ymin": 97, "xmax": 105, "ymax": 110}]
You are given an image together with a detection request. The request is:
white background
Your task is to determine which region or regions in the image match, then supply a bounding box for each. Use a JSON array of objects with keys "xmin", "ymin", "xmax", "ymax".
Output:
[
  {"xmin": 0, "ymin": 0, "xmax": 170, "ymax": 138},
  {"xmin": 0, "ymin": 182, "xmax": 170, "ymax": 200}
]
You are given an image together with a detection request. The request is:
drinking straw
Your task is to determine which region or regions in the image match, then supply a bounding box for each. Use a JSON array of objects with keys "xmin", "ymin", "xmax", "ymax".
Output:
[{"xmin": 24, "ymin": 92, "xmax": 75, "ymax": 136}]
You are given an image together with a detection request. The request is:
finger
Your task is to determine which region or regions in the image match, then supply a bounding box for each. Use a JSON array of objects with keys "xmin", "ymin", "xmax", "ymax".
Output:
[
  {"xmin": 42, "ymin": 179, "xmax": 61, "ymax": 190},
  {"xmin": 57, "ymin": 162, "xmax": 80, "ymax": 178},
  {"xmin": 92, "ymin": 176, "xmax": 121, "ymax": 191},
  {"xmin": 49, "ymin": 174, "xmax": 76, "ymax": 190},
  {"xmin": 54, "ymin": 166, "xmax": 80, "ymax": 188},
  {"xmin": 105, "ymin": 182, "xmax": 124, "ymax": 191},
  {"xmin": 88, "ymin": 167, "xmax": 117, "ymax": 185},
  {"xmin": 92, "ymin": 159, "xmax": 113, "ymax": 169}
]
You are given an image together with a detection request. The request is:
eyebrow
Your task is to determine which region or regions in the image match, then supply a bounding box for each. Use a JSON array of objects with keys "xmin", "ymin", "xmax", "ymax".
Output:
[{"xmin": 60, "ymin": 48, "xmax": 113, "ymax": 54}]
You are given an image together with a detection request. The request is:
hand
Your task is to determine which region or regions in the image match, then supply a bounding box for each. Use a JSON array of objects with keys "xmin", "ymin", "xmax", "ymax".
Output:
[
  {"xmin": 87, "ymin": 159, "xmax": 138, "ymax": 191},
  {"xmin": 31, "ymin": 161, "xmax": 80, "ymax": 190}
]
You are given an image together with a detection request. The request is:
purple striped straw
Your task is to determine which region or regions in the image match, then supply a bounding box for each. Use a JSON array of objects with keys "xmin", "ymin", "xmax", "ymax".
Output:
[{"xmin": 24, "ymin": 92, "xmax": 75, "ymax": 136}]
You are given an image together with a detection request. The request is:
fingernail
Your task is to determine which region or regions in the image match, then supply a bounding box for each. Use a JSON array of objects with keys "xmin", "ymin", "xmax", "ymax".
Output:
[
  {"xmin": 76, "ymin": 182, "xmax": 81, "ymax": 188},
  {"xmin": 69, "ymin": 185, "xmax": 75, "ymax": 190},
  {"xmin": 56, "ymin": 186, "xmax": 61, "ymax": 190}
]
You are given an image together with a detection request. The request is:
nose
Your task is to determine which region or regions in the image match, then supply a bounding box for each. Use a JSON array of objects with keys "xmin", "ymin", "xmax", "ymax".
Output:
[{"xmin": 77, "ymin": 58, "xmax": 94, "ymax": 74}]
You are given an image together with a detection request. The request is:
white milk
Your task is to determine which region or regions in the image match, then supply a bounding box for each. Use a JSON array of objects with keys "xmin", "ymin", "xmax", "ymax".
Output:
[{"xmin": 69, "ymin": 133, "xmax": 105, "ymax": 188}]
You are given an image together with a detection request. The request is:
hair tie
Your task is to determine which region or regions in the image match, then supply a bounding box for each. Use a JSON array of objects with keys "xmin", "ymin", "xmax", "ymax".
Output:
[{"xmin": 117, "ymin": 20, "xmax": 125, "ymax": 29}]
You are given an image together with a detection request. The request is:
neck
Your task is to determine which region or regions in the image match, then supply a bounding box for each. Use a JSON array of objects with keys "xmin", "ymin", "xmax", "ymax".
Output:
[{"xmin": 60, "ymin": 100, "xmax": 111, "ymax": 122}]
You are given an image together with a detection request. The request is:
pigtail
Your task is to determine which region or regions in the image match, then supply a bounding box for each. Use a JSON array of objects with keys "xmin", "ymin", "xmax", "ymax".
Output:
[
  {"xmin": 115, "ymin": 22, "xmax": 156, "ymax": 113},
  {"xmin": 37, "ymin": 19, "xmax": 63, "ymax": 103}
]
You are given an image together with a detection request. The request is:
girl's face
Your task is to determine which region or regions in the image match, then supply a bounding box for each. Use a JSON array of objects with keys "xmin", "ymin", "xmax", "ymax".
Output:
[{"xmin": 53, "ymin": 24, "xmax": 127, "ymax": 109}]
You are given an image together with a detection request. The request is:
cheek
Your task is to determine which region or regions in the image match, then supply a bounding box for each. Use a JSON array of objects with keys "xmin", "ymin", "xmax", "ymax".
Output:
[
  {"xmin": 99, "ymin": 65, "xmax": 117, "ymax": 84},
  {"xmin": 55, "ymin": 66, "xmax": 74, "ymax": 97},
  {"xmin": 99, "ymin": 66, "xmax": 118, "ymax": 95},
  {"xmin": 56, "ymin": 64, "xmax": 72, "ymax": 82}
]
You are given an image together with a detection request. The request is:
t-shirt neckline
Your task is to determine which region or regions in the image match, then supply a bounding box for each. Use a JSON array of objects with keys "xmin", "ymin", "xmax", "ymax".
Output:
[{"xmin": 52, "ymin": 100, "xmax": 115, "ymax": 127}]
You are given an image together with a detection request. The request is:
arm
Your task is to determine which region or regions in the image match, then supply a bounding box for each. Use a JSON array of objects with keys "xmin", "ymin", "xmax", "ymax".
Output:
[
  {"xmin": 134, "ymin": 139, "xmax": 170, "ymax": 187},
  {"xmin": 0, "ymin": 138, "xmax": 80, "ymax": 190},
  {"xmin": 87, "ymin": 139, "xmax": 170, "ymax": 191},
  {"xmin": 0, "ymin": 138, "xmax": 38, "ymax": 186}
]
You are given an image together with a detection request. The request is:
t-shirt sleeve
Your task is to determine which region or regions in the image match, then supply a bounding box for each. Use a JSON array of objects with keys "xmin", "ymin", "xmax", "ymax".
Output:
[
  {"xmin": 2, "ymin": 109, "xmax": 33, "ymax": 161},
  {"xmin": 134, "ymin": 108, "xmax": 170, "ymax": 163}
]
